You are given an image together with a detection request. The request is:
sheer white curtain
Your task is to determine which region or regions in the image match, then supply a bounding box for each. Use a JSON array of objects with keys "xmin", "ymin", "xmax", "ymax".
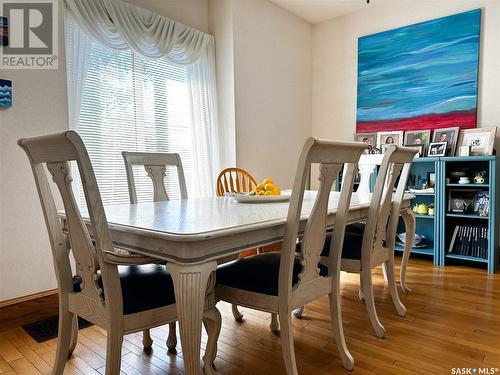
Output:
[{"xmin": 64, "ymin": 0, "xmax": 228, "ymax": 202}]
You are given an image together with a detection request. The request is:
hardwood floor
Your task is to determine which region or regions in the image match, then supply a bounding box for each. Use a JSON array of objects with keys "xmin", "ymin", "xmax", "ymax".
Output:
[{"xmin": 0, "ymin": 257, "xmax": 498, "ymax": 374}]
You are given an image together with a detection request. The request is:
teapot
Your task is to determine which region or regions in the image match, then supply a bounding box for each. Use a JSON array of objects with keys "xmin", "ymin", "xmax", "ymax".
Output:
[
  {"xmin": 417, "ymin": 203, "xmax": 428, "ymax": 215},
  {"xmin": 474, "ymin": 172, "xmax": 485, "ymax": 184}
]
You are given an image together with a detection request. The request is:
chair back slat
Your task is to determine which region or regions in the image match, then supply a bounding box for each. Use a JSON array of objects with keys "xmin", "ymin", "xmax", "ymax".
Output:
[
  {"xmin": 216, "ymin": 168, "xmax": 257, "ymax": 196},
  {"xmin": 361, "ymin": 146, "xmax": 417, "ymax": 265},
  {"xmin": 122, "ymin": 151, "xmax": 188, "ymax": 203},
  {"xmin": 18, "ymin": 131, "xmax": 117, "ymax": 305},
  {"xmin": 279, "ymin": 138, "xmax": 365, "ymax": 299}
]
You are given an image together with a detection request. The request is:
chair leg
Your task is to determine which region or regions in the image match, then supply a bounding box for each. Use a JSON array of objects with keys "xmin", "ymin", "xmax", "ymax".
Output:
[
  {"xmin": 278, "ymin": 312, "xmax": 298, "ymax": 375},
  {"xmin": 270, "ymin": 313, "xmax": 279, "ymax": 333},
  {"xmin": 167, "ymin": 322, "xmax": 177, "ymax": 352},
  {"xmin": 361, "ymin": 268, "xmax": 385, "ymax": 338},
  {"xmin": 293, "ymin": 306, "xmax": 304, "ymax": 319},
  {"xmin": 105, "ymin": 330, "xmax": 123, "ymax": 375},
  {"xmin": 68, "ymin": 314, "xmax": 78, "ymax": 356},
  {"xmin": 203, "ymin": 306, "xmax": 222, "ymax": 375},
  {"xmin": 142, "ymin": 330, "xmax": 153, "ymax": 351},
  {"xmin": 358, "ymin": 273, "xmax": 365, "ymax": 301},
  {"xmin": 231, "ymin": 304, "xmax": 243, "ymax": 321},
  {"xmin": 328, "ymin": 292, "xmax": 354, "ymax": 371},
  {"xmin": 385, "ymin": 260, "xmax": 406, "ymax": 317},
  {"xmin": 52, "ymin": 310, "xmax": 74, "ymax": 375}
]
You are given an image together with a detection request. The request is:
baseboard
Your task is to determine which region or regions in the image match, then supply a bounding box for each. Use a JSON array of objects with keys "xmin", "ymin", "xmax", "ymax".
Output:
[{"xmin": 0, "ymin": 289, "xmax": 57, "ymax": 308}]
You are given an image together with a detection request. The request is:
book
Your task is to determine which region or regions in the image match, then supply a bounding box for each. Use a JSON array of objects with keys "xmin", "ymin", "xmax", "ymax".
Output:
[{"xmin": 448, "ymin": 226, "xmax": 459, "ymax": 253}]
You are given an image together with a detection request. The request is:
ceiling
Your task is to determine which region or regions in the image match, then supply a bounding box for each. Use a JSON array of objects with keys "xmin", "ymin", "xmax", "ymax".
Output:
[{"xmin": 268, "ymin": 0, "xmax": 369, "ymax": 24}]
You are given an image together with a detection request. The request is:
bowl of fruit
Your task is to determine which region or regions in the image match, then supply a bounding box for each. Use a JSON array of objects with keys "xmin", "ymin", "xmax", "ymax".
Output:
[{"xmin": 232, "ymin": 178, "xmax": 290, "ymax": 203}]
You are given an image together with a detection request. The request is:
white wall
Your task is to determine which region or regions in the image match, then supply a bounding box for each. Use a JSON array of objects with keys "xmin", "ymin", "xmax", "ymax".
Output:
[
  {"xmin": 312, "ymin": 1, "xmax": 500, "ymax": 145},
  {"xmin": 231, "ymin": 0, "xmax": 311, "ymax": 188},
  {"xmin": 0, "ymin": 0, "xmax": 209, "ymax": 302}
]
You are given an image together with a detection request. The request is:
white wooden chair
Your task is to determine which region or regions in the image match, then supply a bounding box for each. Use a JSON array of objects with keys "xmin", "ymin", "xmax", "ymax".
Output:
[
  {"xmin": 122, "ymin": 151, "xmax": 188, "ymax": 203},
  {"xmin": 121, "ymin": 151, "xmax": 188, "ymax": 352},
  {"xmin": 216, "ymin": 138, "xmax": 366, "ymax": 373},
  {"xmin": 295, "ymin": 146, "xmax": 416, "ymax": 338},
  {"xmin": 18, "ymin": 131, "xmax": 220, "ymax": 375}
]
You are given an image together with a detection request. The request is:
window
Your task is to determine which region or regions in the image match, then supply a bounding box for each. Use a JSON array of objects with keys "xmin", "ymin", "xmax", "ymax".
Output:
[{"xmin": 66, "ymin": 18, "xmax": 219, "ymax": 205}]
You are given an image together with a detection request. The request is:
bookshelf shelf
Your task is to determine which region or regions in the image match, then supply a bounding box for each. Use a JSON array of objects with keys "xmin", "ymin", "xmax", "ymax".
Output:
[
  {"xmin": 395, "ymin": 245, "xmax": 434, "ymax": 256},
  {"xmin": 446, "ymin": 213, "xmax": 489, "ymax": 220},
  {"xmin": 415, "ymin": 214, "xmax": 435, "ymax": 220},
  {"xmin": 445, "ymin": 254, "xmax": 488, "ymax": 263},
  {"xmin": 446, "ymin": 183, "xmax": 489, "ymax": 188},
  {"xmin": 410, "ymin": 192, "xmax": 435, "ymax": 196}
]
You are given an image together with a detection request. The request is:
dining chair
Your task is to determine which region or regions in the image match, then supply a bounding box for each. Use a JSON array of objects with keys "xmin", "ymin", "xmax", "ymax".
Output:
[
  {"xmin": 215, "ymin": 167, "xmax": 281, "ymax": 329},
  {"xmin": 18, "ymin": 131, "xmax": 220, "ymax": 375},
  {"xmin": 216, "ymin": 167, "xmax": 257, "ymax": 196},
  {"xmin": 121, "ymin": 151, "xmax": 188, "ymax": 352},
  {"xmin": 295, "ymin": 146, "xmax": 416, "ymax": 339},
  {"xmin": 216, "ymin": 138, "xmax": 366, "ymax": 373}
]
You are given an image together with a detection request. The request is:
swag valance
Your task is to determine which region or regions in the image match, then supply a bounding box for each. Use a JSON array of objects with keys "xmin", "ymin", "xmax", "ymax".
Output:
[{"xmin": 65, "ymin": 0, "xmax": 212, "ymax": 64}]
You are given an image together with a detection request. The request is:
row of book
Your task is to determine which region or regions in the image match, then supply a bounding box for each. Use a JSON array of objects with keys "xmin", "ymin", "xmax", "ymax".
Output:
[{"xmin": 448, "ymin": 225, "xmax": 488, "ymax": 259}]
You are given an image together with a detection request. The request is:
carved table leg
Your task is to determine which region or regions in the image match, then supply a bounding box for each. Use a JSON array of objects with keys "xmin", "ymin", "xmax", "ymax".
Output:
[
  {"xmin": 400, "ymin": 209, "xmax": 416, "ymax": 293},
  {"xmin": 167, "ymin": 261, "xmax": 218, "ymax": 375}
]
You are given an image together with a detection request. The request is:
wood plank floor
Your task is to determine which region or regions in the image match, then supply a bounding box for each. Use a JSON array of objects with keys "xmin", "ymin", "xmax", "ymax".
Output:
[{"xmin": 0, "ymin": 257, "xmax": 499, "ymax": 374}]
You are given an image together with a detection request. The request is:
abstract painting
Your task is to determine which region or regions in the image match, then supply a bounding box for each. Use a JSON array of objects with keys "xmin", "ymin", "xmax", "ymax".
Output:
[
  {"xmin": 0, "ymin": 79, "xmax": 12, "ymax": 109},
  {"xmin": 356, "ymin": 9, "xmax": 480, "ymax": 133}
]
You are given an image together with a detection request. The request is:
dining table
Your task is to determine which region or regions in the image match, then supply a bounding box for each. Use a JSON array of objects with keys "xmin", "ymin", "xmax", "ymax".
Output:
[{"xmin": 60, "ymin": 190, "xmax": 416, "ymax": 375}]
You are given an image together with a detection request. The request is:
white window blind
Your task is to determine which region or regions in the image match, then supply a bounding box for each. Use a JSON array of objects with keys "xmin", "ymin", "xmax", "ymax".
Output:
[{"xmin": 71, "ymin": 34, "xmax": 211, "ymax": 205}]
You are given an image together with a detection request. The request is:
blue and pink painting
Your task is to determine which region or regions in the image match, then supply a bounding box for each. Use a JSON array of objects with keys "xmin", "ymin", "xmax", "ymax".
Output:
[{"xmin": 356, "ymin": 9, "xmax": 480, "ymax": 133}]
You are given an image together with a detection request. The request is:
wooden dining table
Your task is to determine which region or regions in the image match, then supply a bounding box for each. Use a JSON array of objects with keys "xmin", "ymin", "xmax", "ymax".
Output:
[{"xmin": 61, "ymin": 190, "xmax": 416, "ymax": 375}]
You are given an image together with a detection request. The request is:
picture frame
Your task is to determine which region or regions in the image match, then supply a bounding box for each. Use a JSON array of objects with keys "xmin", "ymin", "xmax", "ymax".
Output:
[
  {"xmin": 458, "ymin": 145, "xmax": 471, "ymax": 157},
  {"xmin": 457, "ymin": 128, "xmax": 497, "ymax": 156},
  {"xmin": 377, "ymin": 131, "xmax": 404, "ymax": 148},
  {"xmin": 354, "ymin": 133, "xmax": 377, "ymax": 154},
  {"xmin": 427, "ymin": 172, "xmax": 436, "ymax": 188},
  {"xmin": 473, "ymin": 191, "xmax": 489, "ymax": 216},
  {"xmin": 428, "ymin": 142, "xmax": 447, "ymax": 157},
  {"xmin": 405, "ymin": 144, "xmax": 424, "ymax": 158},
  {"xmin": 404, "ymin": 130, "xmax": 431, "ymax": 154},
  {"xmin": 432, "ymin": 127, "xmax": 460, "ymax": 156},
  {"xmin": 0, "ymin": 79, "xmax": 12, "ymax": 109},
  {"xmin": 448, "ymin": 189, "xmax": 477, "ymax": 213}
]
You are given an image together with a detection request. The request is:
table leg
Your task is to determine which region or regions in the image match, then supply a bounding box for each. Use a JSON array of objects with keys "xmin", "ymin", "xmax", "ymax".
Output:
[
  {"xmin": 400, "ymin": 209, "xmax": 415, "ymax": 293},
  {"xmin": 167, "ymin": 261, "xmax": 218, "ymax": 375}
]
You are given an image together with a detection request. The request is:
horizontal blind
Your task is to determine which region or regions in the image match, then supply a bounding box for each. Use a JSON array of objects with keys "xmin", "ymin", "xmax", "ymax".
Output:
[{"xmin": 75, "ymin": 37, "xmax": 200, "ymax": 205}]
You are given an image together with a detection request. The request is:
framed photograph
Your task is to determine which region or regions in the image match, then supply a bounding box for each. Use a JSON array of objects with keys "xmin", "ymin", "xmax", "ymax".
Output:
[
  {"xmin": 404, "ymin": 130, "xmax": 431, "ymax": 153},
  {"xmin": 473, "ymin": 191, "xmax": 489, "ymax": 216},
  {"xmin": 432, "ymin": 127, "xmax": 459, "ymax": 156},
  {"xmin": 405, "ymin": 144, "xmax": 424, "ymax": 158},
  {"xmin": 428, "ymin": 172, "xmax": 436, "ymax": 188},
  {"xmin": 377, "ymin": 131, "xmax": 404, "ymax": 148},
  {"xmin": 457, "ymin": 128, "xmax": 497, "ymax": 156},
  {"xmin": 448, "ymin": 189, "xmax": 477, "ymax": 213},
  {"xmin": 458, "ymin": 145, "xmax": 471, "ymax": 156},
  {"xmin": 354, "ymin": 133, "xmax": 377, "ymax": 154},
  {"xmin": 428, "ymin": 142, "xmax": 447, "ymax": 156}
]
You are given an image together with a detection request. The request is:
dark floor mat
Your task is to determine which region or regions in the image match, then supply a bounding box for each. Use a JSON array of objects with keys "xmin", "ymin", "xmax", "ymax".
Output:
[{"xmin": 23, "ymin": 315, "xmax": 93, "ymax": 343}]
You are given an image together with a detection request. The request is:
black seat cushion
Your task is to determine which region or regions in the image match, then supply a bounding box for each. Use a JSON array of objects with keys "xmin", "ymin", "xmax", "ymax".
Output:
[
  {"xmin": 73, "ymin": 264, "xmax": 175, "ymax": 315},
  {"xmin": 216, "ymin": 252, "xmax": 303, "ymax": 296},
  {"xmin": 295, "ymin": 231, "xmax": 364, "ymax": 260},
  {"xmin": 346, "ymin": 222, "xmax": 365, "ymax": 235}
]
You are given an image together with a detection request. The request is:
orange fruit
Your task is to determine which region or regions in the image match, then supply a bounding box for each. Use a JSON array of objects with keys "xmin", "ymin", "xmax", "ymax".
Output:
[{"xmin": 263, "ymin": 178, "xmax": 274, "ymax": 185}]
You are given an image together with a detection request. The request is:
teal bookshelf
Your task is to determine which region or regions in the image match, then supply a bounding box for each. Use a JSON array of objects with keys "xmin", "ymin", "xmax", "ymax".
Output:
[
  {"xmin": 439, "ymin": 156, "xmax": 498, "ymax": 273},
  {"xmin": 397, "ymin": 157, "xmax": 441, "ymax": 266},
  {"xmin": 340, "ymin": 155, "xmax": 499, "ymax": 273}
]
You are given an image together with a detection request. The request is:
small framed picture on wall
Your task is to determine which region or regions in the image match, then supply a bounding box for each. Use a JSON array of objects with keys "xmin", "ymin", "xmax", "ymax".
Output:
[
  {"xmin": 432, "ymin": 127, "xmax": 459, "ymax": 156},
  {"xmin": 377, "ymin": 131, "xmax": 404, "ymax": 148}
]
